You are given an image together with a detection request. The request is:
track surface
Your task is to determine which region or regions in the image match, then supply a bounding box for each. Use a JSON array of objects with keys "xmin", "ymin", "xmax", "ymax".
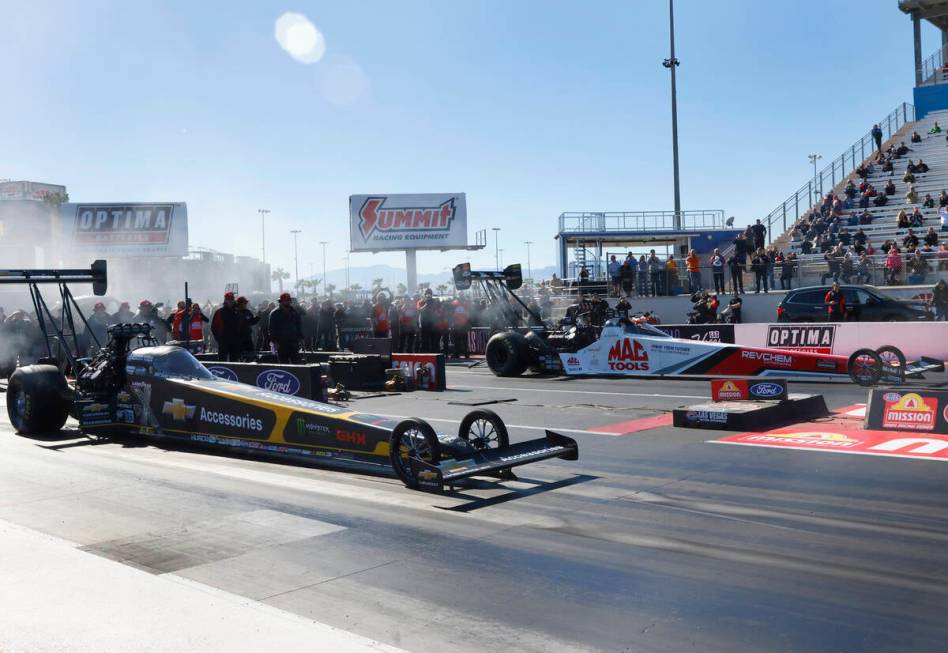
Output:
[{"xmin": 2, "ymin": 365, "xmax": 948, "ymax": 652}]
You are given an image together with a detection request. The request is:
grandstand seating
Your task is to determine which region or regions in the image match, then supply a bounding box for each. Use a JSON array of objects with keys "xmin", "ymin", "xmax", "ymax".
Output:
[{"xmin": 779, "ymin": 109, "xmax": 948, "ymax": 286}]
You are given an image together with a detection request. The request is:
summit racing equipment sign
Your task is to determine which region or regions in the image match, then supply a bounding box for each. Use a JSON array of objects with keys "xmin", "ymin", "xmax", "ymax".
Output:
[
  {"xmin": 766, "ymin": 325, "xmax": 835, "ymax": 354},
  {"xmin": 349, "ymin": 193, "xmax": 467, "ymax": 251},
  {"xmin": 63, "ymin": 202, "xmax": 188, "ymax": 257}
]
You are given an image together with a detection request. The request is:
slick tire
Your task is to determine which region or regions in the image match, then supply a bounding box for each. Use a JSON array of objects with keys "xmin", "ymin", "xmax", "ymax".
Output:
[
  {"xmin": 486, "ymin": 331, "xmax": 529, "ymax": 377},
  {"xmin": 389, "ymin": 418, "xmax": 442, "ymax": 489},
  {"xmin": 876, "ymin": 345, "xmax": 906, "ymax": 381},
  {"xmin": 523, "ymin": 331, "xmax": 548, "ymax": 371},
  {"xmin": 458, "ymin": 409, "xmax": 510, "ymax": 451},
  {"xmin": 7, "ymin": 365, "xmax": 70, "ymax": 435},
  {"xmin": 848, "ymin": 348, "xmax": 883, "ymax": 387}
]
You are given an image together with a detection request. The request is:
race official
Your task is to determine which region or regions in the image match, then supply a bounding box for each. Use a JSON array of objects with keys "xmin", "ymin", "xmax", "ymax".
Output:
[
  {"xmin": 235, "ymin": 296, "xmax": 260, "ymax": 359},
  {"xmin": 211, "ymin": 292, "xmax": 241, "ymax": 360},
  {"xmin": 174, "ymin": 303, "xmax": 209, "ymax": 349},
  {"xmin": 268, "ymin": 293, "xmax": 303, "ymax": 363},
  {"xmin": 824, "ymin": 282, "xmax": 846, "ymax": 321}
]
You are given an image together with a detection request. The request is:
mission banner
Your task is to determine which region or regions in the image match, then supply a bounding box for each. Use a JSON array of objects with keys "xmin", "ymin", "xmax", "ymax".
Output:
[{"xmin": 349, "ymin": 193, "xmax": 467, "ymax": 251}]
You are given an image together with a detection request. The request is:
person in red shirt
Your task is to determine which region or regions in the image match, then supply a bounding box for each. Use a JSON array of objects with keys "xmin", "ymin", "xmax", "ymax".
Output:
[
  {"xmin": 824, "ymin": 282, "xmax": 846, "ymax": 322},
  {"xmin": 372, "ymin": 293, "xmax": 391, "ymax": 338}
]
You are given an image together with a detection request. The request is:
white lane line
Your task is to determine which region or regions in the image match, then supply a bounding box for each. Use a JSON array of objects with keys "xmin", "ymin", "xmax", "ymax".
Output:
[
  {"xmin": 371, "ymin": 413, "xmax": 620, "ymax": 436},
  {"xmin": 449, "ymin": 383, "xmax": 706, "ymax": 400}
]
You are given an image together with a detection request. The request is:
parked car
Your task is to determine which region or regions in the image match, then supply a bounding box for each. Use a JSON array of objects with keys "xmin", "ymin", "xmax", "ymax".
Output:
[{"xmin": 776, "ymin": 285, "xmax": 931, "ymax": 322}]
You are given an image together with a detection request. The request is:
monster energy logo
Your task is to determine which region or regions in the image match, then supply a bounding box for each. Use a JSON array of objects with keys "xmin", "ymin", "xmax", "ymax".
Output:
[
  {"xmin": 295, "ymin": 416, "xmax": 329, "ymax": 436},
  {"xmin": 296, "ymin": 417, "xmax": 305, "ymax": 434}
]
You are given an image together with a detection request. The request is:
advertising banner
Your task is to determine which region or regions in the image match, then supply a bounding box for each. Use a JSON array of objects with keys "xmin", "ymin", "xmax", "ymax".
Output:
[
  {"xmin": 0, "ymin": 181, "xmax": 66, "ymax": 201},
  {"xmin": 63, "ymin": 202, "xmax": 188, "ymax": 257},
  {"xmin": 710, "ymin": 378, "xmax": 789, "ymax": 402},
  {"xmin": 202, "ymin": 362, "xmax": 327, "ymax": 402},
  {"xmin": 349, "ymin": 193, "xmax": 467, "ymax": 251},
  {"xmin": 656, "ymin": 324, "xmax": 735, "ymax": 343},
  {"xmin": 733, "ymin": 322, "xmax": 948, "ymax": 361},
  {"xmin": 865, "ymin": 387, "xmax": 948, "ymax": 434}
]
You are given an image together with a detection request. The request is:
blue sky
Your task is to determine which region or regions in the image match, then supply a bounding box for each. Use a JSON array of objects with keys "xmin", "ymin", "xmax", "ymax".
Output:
[{"xmin": 1, "ymin": 0, "xmax": 940, "ymax": 278}]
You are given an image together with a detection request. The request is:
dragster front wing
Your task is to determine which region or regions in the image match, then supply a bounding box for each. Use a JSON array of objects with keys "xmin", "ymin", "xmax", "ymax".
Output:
[{"xmin": 409, "ymin": 430, "xmax": 579, "ymax": 492}]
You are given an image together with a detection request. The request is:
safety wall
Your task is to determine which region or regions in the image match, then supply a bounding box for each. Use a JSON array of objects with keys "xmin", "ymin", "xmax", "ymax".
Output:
[{"xmin": 914, "ymin": 83, "xmax": 948, "ymax": 120}]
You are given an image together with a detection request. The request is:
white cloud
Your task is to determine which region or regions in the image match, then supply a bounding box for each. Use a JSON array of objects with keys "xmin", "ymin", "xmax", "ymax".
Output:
[
  {"xmin": 274, "ymin": 12, "xmax": 326, "ymax": 64},
  {"xmin": 321, "ymin": 55, "xmax": 370, "ymax": 106}
]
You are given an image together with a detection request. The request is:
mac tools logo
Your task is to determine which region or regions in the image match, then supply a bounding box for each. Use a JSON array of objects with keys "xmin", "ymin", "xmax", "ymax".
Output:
[
  {"xmin": 357, "ymin": 196, "xmax": 457, "ymax": 242},
  {"xmin": 607, "ymin": 339, "xmax": 649, "ymax": 371}
]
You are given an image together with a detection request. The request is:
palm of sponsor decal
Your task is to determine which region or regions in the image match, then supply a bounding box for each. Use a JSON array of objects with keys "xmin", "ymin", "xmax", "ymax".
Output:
[
  {"xmin": 162, "ymin": 398, "xmax": 196, "ymax": 422},
  {"xmin": 607, "ymin": 338, "xmax": 649, "ymax": 371},
  {"xmin": 358, "ymin": 197, "xmax": 456, "ymax": 240},
  {"xmin": 883, "ymin": 393, "xmax": 937, "ymax": 431}
]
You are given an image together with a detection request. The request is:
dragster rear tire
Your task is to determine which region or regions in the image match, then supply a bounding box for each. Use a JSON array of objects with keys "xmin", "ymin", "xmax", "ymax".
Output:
[
  {"xmin": 7, "ymin": 365, "xmax": 70, "ymax": 435},
  {"xmin": 458, "ymin": 409, "xmax": 510, "ymax": 451},
  {"xmin": 486, "ymin": 331, "xmax": 529, "ymax": 377},
  {"xmin": 848, "ymin": 349, "xmax": 883, "ymax": 387},
  {"xmin": 389, "ymin": 418, "xmax": 442, "ymax": 489}
]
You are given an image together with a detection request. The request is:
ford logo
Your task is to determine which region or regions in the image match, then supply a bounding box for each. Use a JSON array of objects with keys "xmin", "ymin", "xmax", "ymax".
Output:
[
  {"xmin": 750, "ymin": 382, "xmax": 783, "ymax": 397},
  {"xmin": 207, "ymin": 366, "xmax": 238, "ymax": 382},
  {"xmin": 256, "ymin": 369, "xmax": 301, "ymax": 395}
]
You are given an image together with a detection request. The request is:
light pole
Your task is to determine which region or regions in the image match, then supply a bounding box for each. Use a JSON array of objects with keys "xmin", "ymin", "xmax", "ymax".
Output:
[
  {"xmin": 524, "ymin": 241, "xmax": 533, "ymax": 280},
  {"xmin": 320, "ymin": 241, "xmax": 328, "ymax": 295},
  {"xmin": 663, "ymin": 0, "xmax": 682, "ymax": 230},
  {"xmin": 499, "ymin": 248, "xmax": 504, "ymax": 268},
  {"xmin": 290, "ymin": 230, "xmax": 301, "ymax": 295},
  {"xmin": 344, "ymin": 253, "xmax": 350, "ymax": 292},
  {"xmin": 258, "ymin": 209, "xmax": 270, "ymax": 263},
  {"xmin": 492, "ymin": 227, "xmax": 501, "ymax": 271},
  {"xmin": 808, "ymin": 153, "xmax": 822, "ymax": 202}
]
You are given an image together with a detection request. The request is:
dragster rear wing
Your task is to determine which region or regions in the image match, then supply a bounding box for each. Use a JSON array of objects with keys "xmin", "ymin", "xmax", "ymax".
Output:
[
  {"xmin": 453, "ymin": 262, "xmax": 523, "ymax": 290},
  {"xmin": 0, "ymin": 260, "xmax": 108, "ymax": 296},
  {"xmin": 409, "ymin": 430, "xmax": 579, "ymax": 492}
]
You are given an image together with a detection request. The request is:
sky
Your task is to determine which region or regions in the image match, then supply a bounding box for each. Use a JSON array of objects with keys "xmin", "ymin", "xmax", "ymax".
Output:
[{"xmin": 0, "ymin": 0, "xmax": 941, "ymax": 280}]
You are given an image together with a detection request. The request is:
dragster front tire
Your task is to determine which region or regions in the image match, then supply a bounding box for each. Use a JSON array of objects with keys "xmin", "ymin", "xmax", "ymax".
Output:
[
  {"xmin": 458, "ymin": 409, "xmax": 510, "ymax": 451},
  {"xmin": 876, "ymin": 345, "xmax": 906, "ymax": 380},
  {"xmin": 389, "ymin": 418, "xmax": 442, "ymax": 489},
  {"xmin": 486, "ymin": 332, "xmax": 529, "ymax": 377},
  {"xmin": 848, "ymin": 349, "xmax": 883, "ymax": 386},
  {"xmin": 7, "ymin": 365, "xmax": 70, "ymax": 435}
]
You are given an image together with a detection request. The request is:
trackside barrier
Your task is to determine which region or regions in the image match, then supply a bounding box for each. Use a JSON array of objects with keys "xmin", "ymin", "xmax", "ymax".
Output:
[
  {"xmin": 469, "ymin": 327, "xmax": 491, "ymax": 354},
  {"xmin": 200, "ymin": 362, "xmax": 328, "ymax": 402},
  {"xmin": 865, "ymin": 387, "xmax": 948, "ymax": 434},
  {"xmin": 391, "ymin": 353, "xmax": 446, "ymax": 391},
  {"xmin": 732, "ymin": 323, "xmax": 948, "ymax": 361}
]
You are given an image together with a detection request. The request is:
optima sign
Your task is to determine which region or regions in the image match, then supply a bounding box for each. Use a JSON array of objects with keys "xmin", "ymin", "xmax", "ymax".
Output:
[
  {"xmin": 349, "ymin": 193, "xmax": 467, "ymax": 251},
  {"xmin": 64, "ymin": 202, "xmax": 188, "ymax": 257}
]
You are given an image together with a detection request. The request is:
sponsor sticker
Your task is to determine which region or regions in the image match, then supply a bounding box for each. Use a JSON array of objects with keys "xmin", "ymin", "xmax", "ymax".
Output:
[
  {"xmin": 741, "ymin": 350, "xmax": 793, "ymax": 366},
  {"xmin": 162, "ymin": 398, "xmax": 196, "ymax": 421},
  {"xmin": 207, "ymin": 366, "xmax": 239, "ymax": 382},
  {"xmin": 882, "ymin": 393, "xmax": 937, "ymax": 431},
  {"xmin": 565, "ymin": 356, "xmax": 581, "ymax": 367},
  {"xmin": 335, "ymin": 429, "xmax": 368, "ymax": 447},
  {"xmin": 712, "ymin": 379, "xmax": 746, "ymax": 401},
  {"xmin": 686, "ymin": 410, "xmax": 728, "ymax": 424},
  {"xmin": 748, "ymin": 381, "xmax": 787, "ymax": 400},
  {"xmin": 766, "ymin": 325, "xmax": 836, "ymax": 354},
  {"xmin": 607, "ymin": 338, "xmax": 650, "ymax": 371}
]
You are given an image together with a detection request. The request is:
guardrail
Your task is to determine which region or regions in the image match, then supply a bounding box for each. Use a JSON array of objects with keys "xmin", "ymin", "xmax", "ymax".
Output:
[
  {"xmin": 919, "ymin": 44, "xmax": 947, "ymax": 86},
  {"xmin": 763, "ymin": 102, "xmax": 915, "ymax": 244},
  {"xmin": 558, "ymin": 210, "xmax": 725, "ymax": 234}
]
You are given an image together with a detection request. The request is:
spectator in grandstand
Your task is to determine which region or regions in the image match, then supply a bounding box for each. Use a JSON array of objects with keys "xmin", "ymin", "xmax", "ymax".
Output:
[
  {"xmin": 897, "ymin": 209, "xmax": 910, "ymax": 229},
  {"xmin": 856, "ymin": 162, "xmax": 871, "ymax": 179},
  {"xmin": 942, "ymin": 205, "xmax": 948, "ymax": 231},
  {"xmin": 906, "ymin": 184, "xmax": 919, "ymax": 204},
  {"xmin": 767, "ymin": 248, "xmax": 778, "ymax": 289},
  {"xmin": 685, "ymin": 249, "xmax": 701, "ymax": 292},
  {"xmin": 840, "ymin": 251, "xmax": 855, "ymax": 284},
  {"xmin": 903, "ymin": 167, "xmax": 916, "ymax": 184},
  {"xmin": 844, "ymin": 180, "xmax": 857, "ymax": 198},
  {"xmin": 872, "ymin": 124, "xmax": 883, "ymax": 151},
  {"xmin": 859, "ymin": 209, "xmax": 873, "ymax": 225},
  {"xmin": 665, "ymin": 254, "xmax": 679, "ymax": 295},
  {"xmin": 908, "ymin": 250, "xmax": 931, "ymax": 284},
  {"xmin": 727, "ymin": 253, "xmax": 744, "ymax": 294},
  {"xmin": 940, "ymin": 191, "xmax": 948, "ymax": 208},
  {"xmin": 924, "ymin": 193, "xmax": 936, "ymax": 208},
  {"xmin": 872, "ymin": 192, "xmax": 888, "ymax": 208},
  {"xmin": 939, "ymin": 244, "xmax": 948, "ymax": 271},
  {"xmin": 930, "ymin": 121, "xmax": 942, "ymax": 135},
  {"xmin": 855, "ymin": 252, "xmax": 873, "ymax": 284},
  {"xmin": 932, "ymin": 279, "xmax": 948, "ymax": 321},
  {"xmin": 858, "ymin": 191, "xmax": 871, "ymax": 209},
  {"xmin": 733, "ymin": 232, "xmax": 749, "ymax": 268},
  {"xmin": 907, "ymin": 159, "xmax": 918, "ymax": 174},
  {"xmin": 911, "ymin": 131, "xmax": 922, "ymax": 143},
  {"xmin": 884, "ymin": 247, "xmax": 904, "ymax": 285},
  {"xmin": 607, "ymin": 255, "xmax": 621, "ymax": 297},
  {"xmin": 925, "ymin": 226, "xmax": 940, "ymax": 247},
  {"xmin": 709, "ymin": 248, "xmax": 725, "ymax": 293},
  {"xmin": 838, "ymin": 227, "xmax": 851, "ymax": 247},
  {"xmin": 637, "ymin": 255, "xmax": 648, "ymax": 295},
  {"xmin": 911, "ymin": 207, "xmax": 925, "ymax": 228},
  {"xmin": 750, "ymin": 248, "xmax": 769, "ymax": 294},
  {"xmin": 884, "ymin": 179, "xmax": 896, "ymax": 196},
  {"xmin": 896, "ymin": 141, "xmax": 911, "ymax": 156},
  {"xmin": 881, "ymin": 158, "xmax": 894, "ymax": 173},
  {"xmin": 917, "ymin": 159, "xmax": 931, "ymax": 173},
  {"xmin": 820, "ymin": 245, "xmax": 843, "ymax": 284},
  {"xmin": 647, "ymin": 250, "xmax": 662, "ymax": 297},
  {"xmin": 903, "ymin": 229, "xmax": 920, "ymax": 251},
  {"xmin": 751, "ymin": 219, "xmax": 767, "ymax": 250}
]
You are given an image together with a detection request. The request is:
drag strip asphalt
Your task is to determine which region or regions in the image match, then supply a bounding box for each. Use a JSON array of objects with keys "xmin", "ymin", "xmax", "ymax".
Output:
[{"xmin": 1, "ymin": 366, "xmax": 947, "ymax": 652}]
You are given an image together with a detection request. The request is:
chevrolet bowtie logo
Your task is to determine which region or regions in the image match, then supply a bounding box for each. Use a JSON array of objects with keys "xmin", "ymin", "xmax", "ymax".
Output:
[{"xmin": 162, "ymin": 398, "xmax": 195, "ymax": 421}]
